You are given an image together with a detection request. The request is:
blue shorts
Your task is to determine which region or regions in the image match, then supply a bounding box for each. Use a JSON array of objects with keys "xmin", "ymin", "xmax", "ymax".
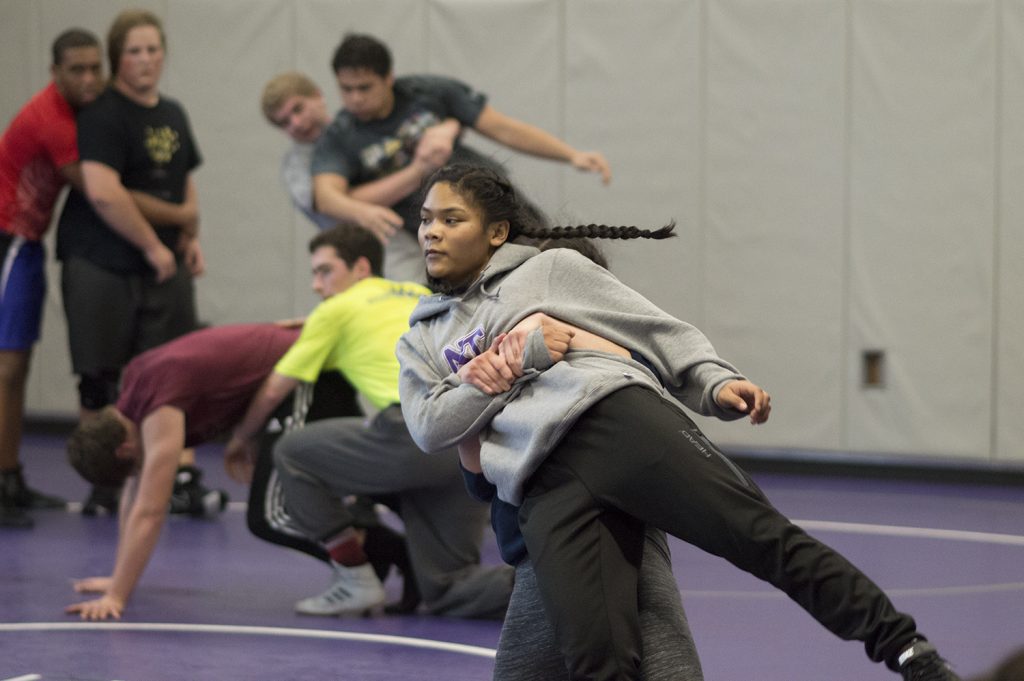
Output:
[{"xmin": 0, "ymin": 233, "xmax": 46, "ymax": 351}]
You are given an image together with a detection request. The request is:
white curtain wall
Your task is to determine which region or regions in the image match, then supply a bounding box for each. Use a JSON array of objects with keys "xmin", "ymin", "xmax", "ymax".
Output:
[{"xmin": 2, "ymin": 0, "xmax": 1020, "ymax": 465}]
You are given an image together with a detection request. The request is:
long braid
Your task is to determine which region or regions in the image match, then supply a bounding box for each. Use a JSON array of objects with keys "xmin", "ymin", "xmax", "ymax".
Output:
[
  {"xmin": 518, "ymin": 221, "xmax": 676, "ymax": 241},
  {"xmin": 423, "ymin": 163, "xmax": 677, "ymax": 243}
]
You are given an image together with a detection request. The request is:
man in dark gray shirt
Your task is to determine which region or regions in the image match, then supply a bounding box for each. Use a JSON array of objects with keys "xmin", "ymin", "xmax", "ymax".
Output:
[{"xmin": 311, "ymin": 33, "xmax": 612, "ymax": 282}]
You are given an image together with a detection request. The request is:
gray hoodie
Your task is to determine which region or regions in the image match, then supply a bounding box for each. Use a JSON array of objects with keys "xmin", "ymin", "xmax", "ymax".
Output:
[{"xmin": 397, "ymin": 242, "xmax": 747, "ymax": 505}]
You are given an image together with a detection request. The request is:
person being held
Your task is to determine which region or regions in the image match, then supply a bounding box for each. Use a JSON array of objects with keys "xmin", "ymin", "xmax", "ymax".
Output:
[
  {"xmin": 260, "ymin": 72, "xmax": 336, "ymax": 231},
  {"xmin": 54, "ymin": 9, "xmax": 207, "ymax": 516},
  {"xmin": 396, "ymin": 163, "xmax": 961, "ymax": 681},
  {"xmin": 311, "ymin": 32, "xmax": 612, "ymax": 282},
  {"xmin": 63, "ymin": 322, "xmax": 414, "ymax": 621},
  {"xmin": 225, "ymin": 225, "xmax": 513, "ymax": 620},
  {"xmin": 463, "ymin": 237, "xmax": 704, "ymax": 680}
]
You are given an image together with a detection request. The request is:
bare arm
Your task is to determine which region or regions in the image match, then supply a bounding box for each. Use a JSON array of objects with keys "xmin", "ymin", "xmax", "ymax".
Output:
[
  {"xmin": 81, "ymin": 160, "xmax": 176, "ymax": 281},
  {"xmin": 62, "ymin": 163, "xmax": 197, "ymax": 240},
  {"xmin": 504, "ymin": 314, "xmax": 771, "ymax": 424},
  {"xmin": 224, "ymin": 372, "xmax": 300, "ymax": 482},
  {"xmin": 129, "ymin": 175, "xmax": 199, "ymax": 239},
  {"xmin": 58, "ymin": 162, "xmax": 86, "ymax": 193},
  {"xmin": 312, "ymin": 172, "xmax": 403, "ymax": 244},
  {"xmin": 473, "ymin": 105, "xmax": 611, "ymax": 184},
  {"xmin": 66, "ymin": 407, "xmax": 184, "ymax": 620},
  {"xmin": 348, "ymin": 118, "xmax": 462, "ymax": 207}
]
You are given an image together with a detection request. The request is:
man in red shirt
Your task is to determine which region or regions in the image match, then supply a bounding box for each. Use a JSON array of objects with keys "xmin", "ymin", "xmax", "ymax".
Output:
[{"xmin": 0, "ymin": 29, "xmax": 103, "ymax": 528}]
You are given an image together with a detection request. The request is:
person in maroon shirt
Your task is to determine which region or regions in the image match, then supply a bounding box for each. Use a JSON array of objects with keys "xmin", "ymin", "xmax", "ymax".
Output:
[{"xmin": 62, "ymin": 323, "xmax": 411, "ymax": 620}]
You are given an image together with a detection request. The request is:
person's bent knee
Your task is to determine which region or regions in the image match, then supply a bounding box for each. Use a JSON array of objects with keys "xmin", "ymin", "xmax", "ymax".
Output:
[{"xmin": 271, "ymin": 431, "xmax": 307, "ymax": 472}]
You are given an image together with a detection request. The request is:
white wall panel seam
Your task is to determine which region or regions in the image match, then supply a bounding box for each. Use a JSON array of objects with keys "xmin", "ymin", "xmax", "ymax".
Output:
[
  {"xmin": 990, "ymin": 0, "xmax": 1003, "ymax": 462},
  {"xmin": 697, "ymin": 0, "xmax": 708, "ymax": 331},
  {"xmin": 841, "ymin": 0, "xmax": 853, "ymax": 451}
]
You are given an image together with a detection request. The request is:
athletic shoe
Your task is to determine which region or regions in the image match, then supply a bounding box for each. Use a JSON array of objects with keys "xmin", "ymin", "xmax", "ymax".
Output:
[
  {"xmin": 898, "ymin": 640, "xmax": 962, "ymax": 681},
  {"xmin": 1, "ymin": 465, "xmax": 65, "ymax": 509},
  {"xmin": 294, "ymin": 562, "xmax": 386, "ymax": 616},
  {"xmin": 168, "ymin": 466, "xmax": 228, "ymax": 518},
  {"xmin": 82, "ymin": 484, "xmax": 120, "ymax": 516}
]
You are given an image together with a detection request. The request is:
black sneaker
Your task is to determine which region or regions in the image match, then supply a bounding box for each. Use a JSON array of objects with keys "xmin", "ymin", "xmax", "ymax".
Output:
[
  {"xmin": 1, "ymin": 465, "xmax": 65, "ymax": 509},
  {"xmin": 169, "ymin": 466, "xmax": 228, "ymax": 518},
  {"xmin": 898, "ymin": 640, "xmax": 962, "ymax": 681},
  {"xmin": 82, "ymin": 484, "xmax": 120, "ymax": 516}
]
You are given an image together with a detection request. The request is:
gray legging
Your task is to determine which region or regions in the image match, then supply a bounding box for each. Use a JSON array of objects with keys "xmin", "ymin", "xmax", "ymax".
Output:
[
  {"xmin": 494, "ymin": 527, "xmax": 703, "ymax": 681},
  {"xmin": 273, "ymin": 405, "xmax": 513, "ymax": 619}
]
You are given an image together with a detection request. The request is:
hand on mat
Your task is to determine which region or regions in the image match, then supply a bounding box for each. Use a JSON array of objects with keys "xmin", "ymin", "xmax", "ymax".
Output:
[
  {"xmin": 66, "ymin": 593, "xmax": 124, "ymax": 621},
  {"xmin": 716, "ymin": 380, "xmax": 771, "ymax": 425},
  {"xmin": 72, "ymin": 576, "xmax": 113, "ymax": 594}
]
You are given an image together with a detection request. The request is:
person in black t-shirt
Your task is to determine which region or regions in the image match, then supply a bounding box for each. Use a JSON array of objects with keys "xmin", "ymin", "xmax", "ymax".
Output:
[{"xmin": 55, "ymin": 9, "xmax": 206, "ymax": 515}]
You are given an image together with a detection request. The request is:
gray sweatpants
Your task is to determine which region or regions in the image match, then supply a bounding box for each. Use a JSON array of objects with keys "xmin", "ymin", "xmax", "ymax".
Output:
[
  {"xmin": 273, "ymin": 405, "xmax": 513, "ymax": 619},
  {"xmin": 494, "ymin": 528, "xmax": 703, "ymax": 681}
]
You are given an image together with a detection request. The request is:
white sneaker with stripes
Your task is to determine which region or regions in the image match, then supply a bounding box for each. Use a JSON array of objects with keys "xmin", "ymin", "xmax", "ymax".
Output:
[{"xmin": 294, "ymin": 562, "xmax": 386, "ymax": 616}]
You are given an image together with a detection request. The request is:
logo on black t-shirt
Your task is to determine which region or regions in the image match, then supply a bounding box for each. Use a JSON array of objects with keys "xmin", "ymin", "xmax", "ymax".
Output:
[{"xmin": 144, "ymin": 126, "xmax": 180, "ymax": 165}]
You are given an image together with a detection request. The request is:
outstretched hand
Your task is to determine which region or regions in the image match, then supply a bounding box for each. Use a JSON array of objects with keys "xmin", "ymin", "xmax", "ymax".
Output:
[
  {"xmin": 569, "ymin": 151, "xmax": 612, "ymax": 185},
  {"xmin": 715, "ymin": 380, "xmax": 772, "ymax": 424},
  {"xmin": 65, "ymin": 593, "xmax": 125, "ymax": 621}
]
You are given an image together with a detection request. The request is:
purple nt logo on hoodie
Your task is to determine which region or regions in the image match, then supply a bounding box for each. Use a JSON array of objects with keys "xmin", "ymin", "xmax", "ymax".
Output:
[{"xmin": 443, "ymin": 326, "xmax": 486, "ymax": 373}]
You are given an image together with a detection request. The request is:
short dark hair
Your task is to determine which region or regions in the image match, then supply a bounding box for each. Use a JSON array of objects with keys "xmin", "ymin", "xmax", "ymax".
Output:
[
  {"xmin": 67, "ymin": 406, "xmax": 135, "ymax": 487},
  {"xmin": 309, "ymin": 224, "xmax": 384, "ymax": 277},
  {"xmin": 52, "ymin": 28, "xmax": 100, "ymax": 66},
  {"xmin": 331, "ymin": 33, "xmax": 391, "ymax": 77}
]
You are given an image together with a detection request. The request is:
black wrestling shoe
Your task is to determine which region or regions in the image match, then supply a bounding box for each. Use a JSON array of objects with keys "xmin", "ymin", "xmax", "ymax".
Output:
[
  {"xmin": 169, "ymin": 465, "xmax": 228, "ymax": 518},
  {"xmin": 898, "ymin": 640, "xmax": 962, "ymax": 681},
  {"xmin": 1, "ymin": 465, "xmax": 65, "ymax": 509},
  {"xmin": 82, "ymin": 484, "xmax": 120, "ymax": 516}
]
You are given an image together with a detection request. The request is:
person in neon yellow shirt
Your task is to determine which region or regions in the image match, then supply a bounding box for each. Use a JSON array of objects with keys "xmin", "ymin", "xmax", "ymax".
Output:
[{"xmin": 225, "ymin": 224, "xmax": 511, "ymax": 619}]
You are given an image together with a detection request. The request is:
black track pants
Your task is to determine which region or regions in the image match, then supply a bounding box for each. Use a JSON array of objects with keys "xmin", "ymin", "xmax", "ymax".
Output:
[{"xmin": 519, "ymin": 385, "xmax": 919, "ymax": 681}]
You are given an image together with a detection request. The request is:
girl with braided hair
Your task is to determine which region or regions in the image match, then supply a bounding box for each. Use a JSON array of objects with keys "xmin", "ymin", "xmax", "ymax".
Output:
[{"xmin": 397, "ymin": 163, "xmax": 959, "ymax": 681}]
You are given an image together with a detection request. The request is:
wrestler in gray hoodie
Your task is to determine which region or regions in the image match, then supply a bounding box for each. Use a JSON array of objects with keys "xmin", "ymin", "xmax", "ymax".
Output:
[{"xmin": 397, "ymin": 241, "xmax": 748, "ymax": 506}]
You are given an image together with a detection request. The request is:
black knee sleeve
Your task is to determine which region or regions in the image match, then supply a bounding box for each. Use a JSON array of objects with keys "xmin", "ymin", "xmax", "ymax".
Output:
[{"xmin": 77, "ymin": 371, "xmax": 120, "ymax": 410}]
